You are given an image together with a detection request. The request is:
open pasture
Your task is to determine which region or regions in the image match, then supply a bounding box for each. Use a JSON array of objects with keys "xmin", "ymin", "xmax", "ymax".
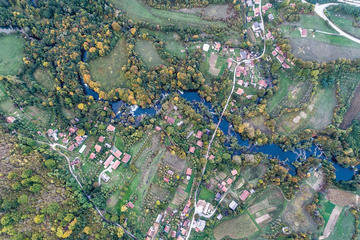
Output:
[
  {"xmin": 110, "ymin": 0, "xmax": 226, "ymax": 28},
  {"xmin": 89, "ymin": 38, "xmax": 128, "ymax": 91},
  {"xmin": 135, "ymin": 40, "xmax": 165, "ymax": 67},
  {"xmin": 34, "ymin": 68, "xmax": 54, "ymax": 90},
  {"xmin": 0, "ymin": 34, "xmax": 24, "ymax": 76}
]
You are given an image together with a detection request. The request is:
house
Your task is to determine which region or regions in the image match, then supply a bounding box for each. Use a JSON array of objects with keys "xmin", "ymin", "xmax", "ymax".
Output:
[
  {"xmin": 229, "ymin": 200, "xmax": 239, "ymax": 210},
  {"xmin": 266, "ymin": 31, "xmax": 273, "ymax": 39},
  {"xmin": 275, "ymin": 46, "xmax": 283, "ymax": 55},
  {"xmin": 69, "ymin": 127, "xmax": 77, "ymax": 134},
  {"xmin": 254, "ymin": 0, "xmax": 260, "ymax": 4},
  {"xmin": 246, "ymin": 0, "xmax": 253, "ymax": 7},
  {"xmin": 101, "ymin": 173, "xmax": 110, "ymax": 182},
  {"xmin": 121, "ymin": 153, "xmax": 131, "ymax": 163},
  {"xmin": 272, "ymin": 50, "xmax": 277, "ymax": 56},
  {"xmin": 203, "ymin": 43, "xmax": 210, "ymax": 52},
  {"xmin": 194, "ymin": 219, "xmax": 206, "ymax": 232},
  {"xmin": 189, "ymin": 146, "xmax": 195, "ymax": 153},
  {"xmin": 104, "ymin": 155, "xmax": 115, "ymax": 168},
  {"xmin": 75, "ymin": 135, "xmax": 85, "ymax": 145},
  {"xmin": 231, "ymin": 169, "xmax": 238, "ymax": 176},
  {"xmin": 240, "ymin": 50, "xmax": 248, "ymax": 59},
  {"xmin": 209, "ymin": 155, "xmax": 215, "ymax": 160},
  {"xmin": 300, "ymin": 28, "xmax": 307, "ymax": 38},
  {"xmin": 252, "ymin": 22, "xmax": 261, "ymax": 32},
  {"xmin": 112, "ymin": 149, "xmax": 122, "ymax": 159},
  {"xmin": 276, "ymin": 55, "xmax": 285, "ymax": 63},
  {"xmin": 6, "ymin": 116, "xmax": 15, "ymax": 123},
  {"xmin": 196, "ymin": 140, "xmax": 203, "ymax": 147},
  {"xmin": 268, "ymin": 13, "xmax": 274, "ymax": 21},
  {"xmin": 240, "ymin": 190, "xmax": 250, "ymax": 201},
  {"xmin": 226, "ymin": 178, "xmax": 233, "ymax": 185},
  {"xmin": 227, "ymin": 58, "xmax": 233, "ymax": 69},
  {"xmin": 282, "ymin": 63, "xmax": 290, "ymax": 69},
  {"xmin": 221, "ymin": 186, "xmax": 228, "ymax": 192},
  {"xmin": 147, "ymin": 226, "xmax": 155, "ymax": 238},
  {"xmin": 68, "ymin": 144, "xmax": 75, "ymax": 152},
  {"xmin": 62, "ymin": 138, "xmax": 69, "ymax": 144},
  {"xmin": 164, "ymin": 177, "xmax": 170, "ymax": 183},
  {"xmin": 166, "ymin": 116, "xmax": 175, "ymax": 124},
  {"xmin": 98, "ymin": 136, "xmax": 105, "ymax": 142},
  {"xmin": 127, "ymin": 202, "xmax": 134, "ymax": 208},
  {"xmin": 79, "ymin": 145, "xmax": 86, "ymax": 154},
  {"xmin": 258, "ymin": 80, "xmax": 268, "ymax": 88},
  {"xmin": 247, "ymin": 16, "xmax": 253, "ymax": 22},
  {"xmin": 217, "ymin": 214, "xmax": 223, "ymax": 220},
  {"xmin": 236, "ymin": 88, "xmax": 244, "ymax": 96},
  {"xmin": 168, "ymin": 170, "xmax": 174, "ymax": 176},
  {"xmin": 186, "ymin": 168, "xmax": 192, "ymax": 176},
  {"xmin": 195, "ymin": 130, "xmax": 203, "ymax": 139},
  {"xmin": 107, "ymin": 124, "xmax": 115, "ymax": 132},
  {"xmin": 171, "ymin": 231, "xmax": 177, "ymax": 238},
  {"xmin": 214, "ymin": 42, "xmax": 221, "ymax": 51},
  {"xmin": 90, "ymin": 153, "xmax": 96, "ymax": 159},
  {"xmin": 94, "ymin": 144, "xmax": 102, "ymax": 153},
  {"xmin": 164, "ymin": 225, "xmax": 170, "ymax": 233},
  {"xmin": 112, "ymin": 160, "xmax": 121, "ymax": 170},
  {"xmin": 155, "ymin": 126, "xmax": 162, "ymax": 131}
]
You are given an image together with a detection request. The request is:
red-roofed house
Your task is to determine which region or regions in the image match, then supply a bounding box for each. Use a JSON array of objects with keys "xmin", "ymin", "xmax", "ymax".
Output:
[
  {"xmin": 112, "ymin": 150, "xmax": 122, "ymax": 159},
  {"xmin": 195, "ymin": 130, "xmax": 203, "ymax": 139},
  {"xmin": 6, "ymin": 116, "xmax": 16, "ymax": 123},
  {"xmin": 69, "ymin": 127, "xmax": 77, "ymax": 134},
  {"xmin": 112, "ymin": 160, "xmax": 121, "ymax": 170},
  {"xmin": 127, "ymin": 202, "xmax": 134, "ymax": 208},
  {"xmin": 215, "ymin": 42, "xmax": 221, "ymax": 51},
  {"xmin": 107, "ymin": 124, "xmax": 115, "ymax": 132},
  {"xmin": 90, "ymin": 153, "xmax": 96, "ymax": 159},
  {"xmin": 164, "ymin": 177, "xmax": 169, "ymax": 183},
  {"xmin": 155, "ymin": 126, "xmax": 161, "ymax": 131},
  {"xmin": 231, "ymin": 169, "xmax": 238, "ymax": 176},
  {"xmin": 236, "ymin": 88, "xmax": 244, "ymax": 96},
  {"xmin": 221, "ymin": 186, "xmax": 228, "ymax": 192},
  {"xmin": 68, "ymin": 144, "xmax": 75, "ymax": 152},
  {"xmin": 258, "ymin": 80, "xmax": 268, "ymax": 88},
  {"xmin": 167, "ymin": 117, "xmax": 175, "ymax": 124},
  {"xmin": 254, "ymin": 7, "xmax": 260, "ymax": 16},
  {"xmin": 272, "ymin": 50, "xmax": 277, "ymax": 56},
  {"xmin": 282, "ymin": 63, "xmax": 290, "ymax": 69},
  {"xmin": 104, "ymin": 155, "xmax": 115, "ymax": 168},
  {"xmin": 98, "ymin": 136, "xmax": 105, "ymax": 142},
  {"xmin": 301, "ymin": 28, "xmax": 307, "ymax": 38},
  {"xmin": 240, "ymin": 190, "xmax": 250, "ymax": 201},
  {"xmin": 121, "ymin": 153, "xmax": 131, "ymax": 163},
  {"xmin": 227, "ymin": 58, "xmax": 233, "ymax": 69},
  {"xmin": 94, "ymin": 144, "xmax": 102, "ymax": 153},
  {"xmin": 189, "ymin": 146, "xmax": 195, "ymax": 153},
  {"xmin": 209, "ymin": 155, "xmax": 215, "ymax": 160},
  {"xmin": 276, "ymin": 55, "xmax": 285, "ymax": 63},
  {"xmin": 227, "ymin": 178, "xmax": 233, "ymax": 185},
  {"xmin": 196, "ymin": 140, "xmax": 203, "ymax": 147},
  {"xmin": 186, "ymin": 168, "xmax": 192, "ymax": 176}
]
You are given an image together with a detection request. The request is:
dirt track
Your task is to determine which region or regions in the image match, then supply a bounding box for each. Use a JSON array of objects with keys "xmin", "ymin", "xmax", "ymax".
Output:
[{"xmin": 340, "ymin": 83, "xmax": 360, "ymax": 129}]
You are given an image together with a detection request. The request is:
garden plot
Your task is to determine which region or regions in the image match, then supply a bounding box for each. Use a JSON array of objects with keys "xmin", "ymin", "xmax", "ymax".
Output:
[
  {"xmin": 0, "ymin": 34, "xmax": 24, "ymax": 75},
  {"xmin": 89, "ymin": 38, "xmax": 128, "ymax": 91}
]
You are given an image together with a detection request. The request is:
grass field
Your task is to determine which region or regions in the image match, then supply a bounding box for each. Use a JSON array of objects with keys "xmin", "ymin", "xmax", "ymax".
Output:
[
  {"xmin": 327, "ymin": 208, "xmax": 355, "ymax": 240},
  {"xmin": 319, "ymin": 195, "xmax": 336, "ymax": 225},
  {"xmin": 198, "ymin": 187, "xmax": 215, "ymax": 202},
  {"xmin": 135, "ymin": 40, "xmax": 165, "ymax": 67},
  {"xmin": 327, "ymin": 8, "xmax": 360, "ymax": 39},
  {"xmin": 89, "ymin": 38, "xmax": 128, "ymax": 91},
  {"xmin": 109, "ymin": 0, "xmax": 227, "ymax": 28},
  {"xmin": 300, "ymin": 14, "xmax": 337, "ymax": 33},
  {"xmin": 0, "ymin": 34, "xmax": 24, "ymax": 75},
  {"xmin": 141, "ymin": 29, "xmax": 186, "ymax": 58},
  {"xmin": 34, "ymin": 68, "xmax": 54, "ymax": 90},
  {"xmin": 213, "ymin": 214, "xmax": 258, "ymax": 240}
]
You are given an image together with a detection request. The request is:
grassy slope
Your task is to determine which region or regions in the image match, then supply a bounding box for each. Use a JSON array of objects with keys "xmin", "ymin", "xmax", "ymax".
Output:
[
  {"xmin": 110, "ymin": 0, "xmax": 226, "ymax": 28},
  {"xmin": 327, "ymin": 208, "xmax": 355, "ymax": 240},
  {"xmin": 0, "ymin": 34, "xmax": 24, "ymax": 75},
  {"xmin": 267, "ymin": 71, "xmax": 292, "ymax": 115},
  {"xmin": 327, "ymin": 9, "xmax": 360, "ymax": 39}
]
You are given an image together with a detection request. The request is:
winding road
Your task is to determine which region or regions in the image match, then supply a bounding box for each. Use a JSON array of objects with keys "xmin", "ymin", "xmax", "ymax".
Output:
[
  {"xmin": 313, "ymin": 3, "xmax": 360, "ymax": 44},
  {"xmin": 185, "ymin": 0, "xmax": 267, "ymax": 238}
]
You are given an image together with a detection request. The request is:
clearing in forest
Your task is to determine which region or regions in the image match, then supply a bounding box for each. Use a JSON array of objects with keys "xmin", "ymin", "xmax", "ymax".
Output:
[
  {"xmin": 34, "ymin": 68, "xmax": 54, "ymax": 90},
  {"xmin": 0, "ymin": 34, "xmax": 24, "ymax": 75},
  {"xmin": 89, "ymin": 38, "xmax": 128, "ymax": 91},
  {"xmin": 110, "ymin": 0, "xmax": 227, "ymax": 28},
  {"xmin": 135, "ymin": 40, "xmax": 165, "ymax": 67},
  {"xmin": 213, "ymin": 213, "xmax": 258, "ymax": 240}
]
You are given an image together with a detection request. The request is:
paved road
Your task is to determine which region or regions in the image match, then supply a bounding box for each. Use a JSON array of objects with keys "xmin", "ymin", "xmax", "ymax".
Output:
[
  {"xmin": 314, "ymin": 3, "xmax": 360, "ymax": 44},
  {"xmin": 185, "ymin": 0, "xmax": 267, "ymax": 238}
]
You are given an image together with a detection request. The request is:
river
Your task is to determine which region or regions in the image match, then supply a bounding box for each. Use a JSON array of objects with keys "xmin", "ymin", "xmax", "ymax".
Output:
[{"xmin": 79, "ymin": 52, "xmax": 356, "ymax": 182}]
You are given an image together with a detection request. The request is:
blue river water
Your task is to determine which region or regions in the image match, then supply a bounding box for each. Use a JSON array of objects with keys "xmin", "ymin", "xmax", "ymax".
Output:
[{"xmin": 80, "ymin": 52, "xmax": 356, "ymax": 181}]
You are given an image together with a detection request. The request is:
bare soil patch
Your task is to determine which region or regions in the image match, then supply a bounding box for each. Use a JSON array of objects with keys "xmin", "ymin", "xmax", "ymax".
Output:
[
  {"xmin": 162, "ymin": 151, "xmax": 186, "ymax": 173},
  {"xmin": 340, "ymin": 83, "xmax": 360, "ymax": 129},
  {"xmin": 208, "ymin": 53, "xmax": 220, "ymax": 76},
  {"xmin": 327, "ymin": 188, "xmax": 359, "ymax": 207}
]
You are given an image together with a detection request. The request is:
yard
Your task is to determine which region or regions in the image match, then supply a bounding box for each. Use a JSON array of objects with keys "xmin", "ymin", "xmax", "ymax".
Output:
[
  {"xmin": 89, "ymin": 38, "xmax": 128, "ymax": 91},
  {"xmin": 0, "ymin": 34, "xmax": 24, "ymax": 76},
  {"xmin": 135, "ymin": 40, "xmax": 165, "ymax": 68},
  {"xmin": 198, "ymin": 187, "xmax": 215, "ymax": 202},
  {"xmin": 213, "ymin": 213, "xmax": 259, "ymax": 240}
]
